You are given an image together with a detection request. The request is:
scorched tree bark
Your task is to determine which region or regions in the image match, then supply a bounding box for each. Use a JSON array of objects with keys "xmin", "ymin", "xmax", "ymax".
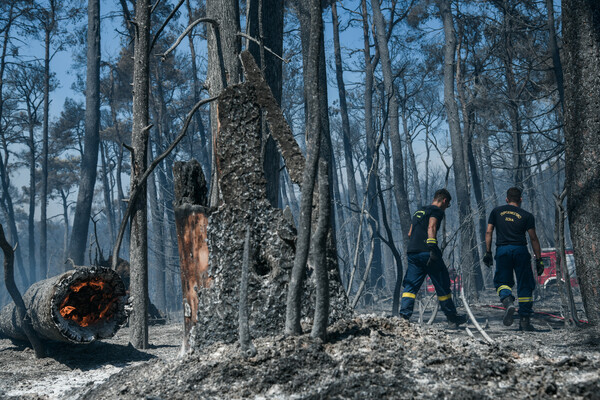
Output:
[{"xmin": 562, "ymin": 0, "xmax": 600, "ymax": 325}]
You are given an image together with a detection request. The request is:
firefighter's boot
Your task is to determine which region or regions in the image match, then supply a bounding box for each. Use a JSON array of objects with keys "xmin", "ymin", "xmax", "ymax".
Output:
[
  {"xmin": 502, "ymin": 296, "xmax": 516, "ymax": 326},
  {"xmin": 447, "ymin": 313, "xmax": 468, "ymax": 329},
  {"xmin": 519, "ymin": 316, "xmax": 535, "ymax": 331}
]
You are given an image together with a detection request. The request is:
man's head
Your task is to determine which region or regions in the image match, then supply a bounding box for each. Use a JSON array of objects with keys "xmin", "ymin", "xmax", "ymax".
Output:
[
  {"xmin": 506, "ymin": 187, "xmax": 522, "ymax": 205},
  {"xmin": 432, "ymin": 188, "xmax": 452, "ymax": 210}
]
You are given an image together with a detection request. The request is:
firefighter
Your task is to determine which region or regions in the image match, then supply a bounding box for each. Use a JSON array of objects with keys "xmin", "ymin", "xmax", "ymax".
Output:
[
  {"xmin": 483, "ymin": 187, "xmax": 544, "ymax": 331},
  {"xmin": 399, "ymin": 189, "xmax": 467, "ymax": 327}
]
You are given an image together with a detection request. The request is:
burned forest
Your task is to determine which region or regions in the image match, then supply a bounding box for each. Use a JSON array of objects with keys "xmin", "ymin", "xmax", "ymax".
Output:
[{"xmin": 0, "ymin": 0, "xmax": 600, "ymax": 399}]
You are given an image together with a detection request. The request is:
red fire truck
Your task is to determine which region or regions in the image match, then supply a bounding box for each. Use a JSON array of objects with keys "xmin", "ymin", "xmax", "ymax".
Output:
[{"xmin": 538, "ymin": 248, "xmax": 578, "ymax": 289}]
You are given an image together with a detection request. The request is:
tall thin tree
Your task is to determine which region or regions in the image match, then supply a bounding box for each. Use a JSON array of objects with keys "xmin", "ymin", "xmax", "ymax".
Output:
[{"xmin": 69, "ymin": 0, "xmax": 101, "ymax": 265}]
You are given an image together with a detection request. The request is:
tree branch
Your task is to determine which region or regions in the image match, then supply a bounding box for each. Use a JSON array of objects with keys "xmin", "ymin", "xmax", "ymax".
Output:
[
  {"xmin": 111, "ymin": 96, "xmax": 217, "ymax": 269},
  {"xmin": 150, "ymin": 0, "xmax": 186, "ymax": 53},
  {"xmin": 158, "ymin": 17, "xmax": 218, "ymax": 59},
  {"xmin": 237, "ymin": 33, "xmax": 290, "ymax": 63}
]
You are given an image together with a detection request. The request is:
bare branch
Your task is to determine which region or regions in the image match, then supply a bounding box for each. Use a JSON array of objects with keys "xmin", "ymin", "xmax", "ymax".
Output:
[
  {"xmin": 150, "ymin": 0, "xmax": 186, "ymax": 52},
  {"xmin": 112, "ymin": 96, "xmax": 218, "ymax": 270},
  {"xmin": 159, "ymin": 18, "xmax": 218, "ymax": 59},
  {"xmin": 237, "ymin": 33, "xmax": 290, "ymax": 63}
]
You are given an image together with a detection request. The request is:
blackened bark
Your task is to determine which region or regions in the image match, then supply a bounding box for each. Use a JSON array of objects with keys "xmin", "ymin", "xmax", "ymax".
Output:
[
  {"xmin": 0, "ymin": 263, "xmax": 126, "ymax": 345},
  {"xmin": 238, "ymin": 225, "xmax": 256, "ymax": 356},
  {"xmin": 69, "ymin": 0, "xmax": 101, "ymax": 265},
  {"xmin": 206, "ymin": 0, "xmax": 241, "ymax": 207},
  {"xmin": 40, "ymin": 10, "xmax": 51, "ymax": 279},
  {"xmin": 129, "ymin": 0, "xmax": 151, "ymax": 349},
  {"xmin": 27, "ymin": 111, "xmax": 36, "ymax": 282},
  {"xmin": 284, "ymin": 0, "xmax": 322, "ymax": 335},
  {"xmin": 240, "ymin": 51, "xmax": 304, "ymax": 185},
  {"xmin": 562, "ymin": 0, "xmax": 600, "ymax": 325},
  {"xmin": 546, "ymin": 0, "xmax": 565, "ymax": 111},
  {"xmin": 247, "ymin": 0, "xmax": 284, "ymax": 207}
]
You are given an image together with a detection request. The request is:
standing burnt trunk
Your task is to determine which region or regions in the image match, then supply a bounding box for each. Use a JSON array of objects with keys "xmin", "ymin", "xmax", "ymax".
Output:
[
  {"xmin": 173, "ymin": 160, "xmax": 210, "ymax": 353},
  {"xmin": 180, "ymin": 57, "xmax": 350, "ymax": 347}
]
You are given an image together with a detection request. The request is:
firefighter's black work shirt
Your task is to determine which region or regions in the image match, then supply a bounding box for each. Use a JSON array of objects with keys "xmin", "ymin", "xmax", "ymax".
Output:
[
  {"xmin": 488, "ymin": 204, "xmax": 535, "ymax": 247},
  {"xmin": 407, "ymin": 205, "xmax": 445, "ymax": 253}
]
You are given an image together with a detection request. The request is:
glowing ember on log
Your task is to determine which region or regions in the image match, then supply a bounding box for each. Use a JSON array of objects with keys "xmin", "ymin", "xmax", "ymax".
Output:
[
  {"xmin": 58, "ymin": 278, "xmax": 120, "ymax": 327},
  {"xmin": 0, "ymin": 267, "xmax": 127, "ymax": 343}
]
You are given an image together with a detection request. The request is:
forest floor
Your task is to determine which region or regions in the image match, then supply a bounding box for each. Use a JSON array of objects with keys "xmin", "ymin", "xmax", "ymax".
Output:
[{"xmin": 1, "ymin": 290, "xmax": 599, "ymax": 399}]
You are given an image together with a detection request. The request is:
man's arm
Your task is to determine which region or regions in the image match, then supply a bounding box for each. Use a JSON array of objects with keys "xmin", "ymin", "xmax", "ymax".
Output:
[
  {"xmin": 527, "ymin": 228, "xmax": 542, "ymax": 259},
  {"xmin": 485, "ymin": 223, "xmax": 495, "ymax": 253},
  {"xmin": 427, "ymin": 217, "xmax": 438, "ymax": 240},
  {"xmin": 408, "ymin": 224, "xmax": 413, "ymax": 238}
]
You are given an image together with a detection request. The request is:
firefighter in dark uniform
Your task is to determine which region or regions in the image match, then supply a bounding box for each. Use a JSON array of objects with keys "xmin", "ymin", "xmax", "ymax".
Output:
[
  {"xmin": 483, "ymin": 187, "xmax": 544, "ymax": 331},
  {"xmin": 399, "ymin": 189, "xmax": 467, "ymax": 327}
]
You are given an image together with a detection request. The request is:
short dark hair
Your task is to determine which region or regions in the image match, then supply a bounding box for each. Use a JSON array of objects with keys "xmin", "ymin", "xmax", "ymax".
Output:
[
  {"xmin": 507, "ymin": 187, "xmax": 522, "ymax": 203},
  {"xmin": 433, "ymin": 188, "xmax": 452, "ymax": 203}
]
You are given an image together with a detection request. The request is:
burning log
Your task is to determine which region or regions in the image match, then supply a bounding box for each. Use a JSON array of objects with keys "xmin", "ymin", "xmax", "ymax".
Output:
[{"xmin": 0, "ymin": 267, "xmax": 127, "ymax": 343}]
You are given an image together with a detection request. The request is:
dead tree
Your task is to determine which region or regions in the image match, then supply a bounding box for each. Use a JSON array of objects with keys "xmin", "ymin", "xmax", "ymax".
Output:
[{"xmin": 176, "ymin": 52, "xmax": 350, "ymax": 348}]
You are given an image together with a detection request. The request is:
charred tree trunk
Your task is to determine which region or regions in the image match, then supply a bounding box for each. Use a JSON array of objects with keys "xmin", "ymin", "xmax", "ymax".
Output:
[
  {"xmin": 173, "ymin": 160, "xmax": 209, "ymax": 354},
  {"xmin": 40, "ymin": 9, "xmax": 52, "ymax": 280},
  {"xmin": 129, "ymin": 0, "xmax": 151, "ymax": 349},
  {"xmin": 0, "ymin": 265, "xmax": 126, "ymax": 344},
  {"xmin": 246, "ymin": 0, "xmax": 284, "ymax": 208},
  {"xmin": 69, "ymin": 0, "xmax": 101, "ymax": 265},
  {"xmin": 206, "ymin": 0, "xmax": 241, "ymax": 207},
  {"xmin": 562, "ymin": 0, "xmax": 600, "ymax": 326}
]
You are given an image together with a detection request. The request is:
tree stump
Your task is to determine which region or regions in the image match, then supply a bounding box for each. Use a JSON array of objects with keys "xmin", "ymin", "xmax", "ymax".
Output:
[{"xmin": 173, "ymin": 160, "xmax": 211, "ymax": 353}]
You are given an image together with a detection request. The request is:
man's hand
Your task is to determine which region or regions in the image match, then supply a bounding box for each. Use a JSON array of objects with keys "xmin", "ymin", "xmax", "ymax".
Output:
[
  {"xmin": 426, "ymin": 238, "xmax": 441, "ymax": 267},
  {"xmin": 535, "ymin": 258, "xmax": 545, "ymax": 276},
  {"xmin": 483, "ymin": 251, "xmax": 493, "ymax": 267}
]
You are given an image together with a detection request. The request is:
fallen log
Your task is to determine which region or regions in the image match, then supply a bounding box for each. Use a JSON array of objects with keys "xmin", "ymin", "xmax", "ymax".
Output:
[{"xmin": 0, "ymin": 266, "xmax": 127, "ymax": 343}]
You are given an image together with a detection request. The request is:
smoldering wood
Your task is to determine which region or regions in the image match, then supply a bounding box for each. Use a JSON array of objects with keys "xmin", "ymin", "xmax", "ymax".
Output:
[
  {"xmin": 173, "ymin": 159, "xmax": 210, "ymax": 354},
  {"xmin": 0, "ymin": 266, "xmax": 127, "ymax": 344}
]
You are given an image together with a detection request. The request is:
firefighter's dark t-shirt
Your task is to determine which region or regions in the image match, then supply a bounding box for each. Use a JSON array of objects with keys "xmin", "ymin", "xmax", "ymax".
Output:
[
  {"xmin": 407, "ymin": 205, "xmax": 445, "ymax": 253},
  {"xmin": 488, "ymin": 204, "xmax": 535, "ymax": 246}
]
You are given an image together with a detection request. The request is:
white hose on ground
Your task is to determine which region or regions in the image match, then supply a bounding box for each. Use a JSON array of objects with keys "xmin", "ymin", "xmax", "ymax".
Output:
[{"xmin": 460, "ymin": 286, "xmax": 494, "ymax": 344}]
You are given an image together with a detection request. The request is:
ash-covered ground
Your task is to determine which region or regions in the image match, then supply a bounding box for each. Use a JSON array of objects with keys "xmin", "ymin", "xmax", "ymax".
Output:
[{"xmin": 1, "ymin": 291, "xmax": 599, "ymax": 399}]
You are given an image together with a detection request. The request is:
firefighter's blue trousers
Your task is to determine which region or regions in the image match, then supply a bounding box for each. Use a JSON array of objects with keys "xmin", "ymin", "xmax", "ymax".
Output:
[
  {"xmin": 494, "ymin": 244, "xmax": 535, "ymax": 316},
  {"xmin": 399, "ymin": 252, "xmax": 458, "ymax": 320}
]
